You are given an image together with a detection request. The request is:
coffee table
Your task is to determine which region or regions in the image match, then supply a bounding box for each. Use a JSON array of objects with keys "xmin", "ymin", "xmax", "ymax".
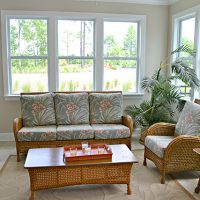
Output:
[{"xmin": 24, "ymin": 144, "xmax": 138, "ymax": 200}]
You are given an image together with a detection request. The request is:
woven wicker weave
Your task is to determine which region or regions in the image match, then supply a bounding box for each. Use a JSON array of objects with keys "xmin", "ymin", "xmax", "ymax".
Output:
[
  {"xmin": 24, "ymin": 144, "xmax": 137, "ymax": 200},
  {"xmin": 13, "ymin": 91, "xmax": 133, "ymax": 162},
  {"xmin": 143, "ymin": 122, "xmax": 200, "ymax": 184}
]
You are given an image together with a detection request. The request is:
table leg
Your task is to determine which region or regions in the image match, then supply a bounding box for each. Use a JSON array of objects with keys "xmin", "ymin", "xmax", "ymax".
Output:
[
  {"xmin": 29, "ymin": 190, "xmax": 34, "ymax": 200},
  {"xmin": 127, "ymin": 183, "xmax": 131, "ymax": 195},
  {"xmin": 195, "ymin": 177, "xmax": 200, "ymax": 194}
]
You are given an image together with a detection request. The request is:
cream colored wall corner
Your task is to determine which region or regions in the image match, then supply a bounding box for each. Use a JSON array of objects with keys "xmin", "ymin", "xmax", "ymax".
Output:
[
  {"xmin": 0, "ymin": 0, "xmax": 169, "ymax": 133},
  {"xmin": 0, "ymin": 133, "xmax": 14, "ymax": 141},
  {"xmin": 168, "ymin": 0, "xmax": 200, "ymax": 61}
]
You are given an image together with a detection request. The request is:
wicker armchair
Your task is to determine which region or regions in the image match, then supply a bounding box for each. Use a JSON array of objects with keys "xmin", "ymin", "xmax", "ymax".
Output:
[{"xmin": 143, "ymin": 123, "xmax": 200, "ymax": 184}]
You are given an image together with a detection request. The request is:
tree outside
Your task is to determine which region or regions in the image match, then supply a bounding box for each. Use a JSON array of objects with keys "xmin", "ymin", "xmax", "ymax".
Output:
[{"xmin": 10, "ymin": 19, "xmax": 138, "ymax": 93}]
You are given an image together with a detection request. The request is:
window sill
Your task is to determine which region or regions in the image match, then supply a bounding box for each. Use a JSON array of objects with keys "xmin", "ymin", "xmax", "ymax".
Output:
[
  {"xmin": 4, "ymin": 95, "xmax": 20, "ymax": 101},
  {"xmin": 123, "ymin": 93, "xmax": 144, "ymax": 99}
]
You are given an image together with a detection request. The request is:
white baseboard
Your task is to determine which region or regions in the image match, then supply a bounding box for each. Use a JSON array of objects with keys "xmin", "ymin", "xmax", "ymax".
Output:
[{"xmin": 0, "ymin": 132, "xmax": 14, "ymax": 141}]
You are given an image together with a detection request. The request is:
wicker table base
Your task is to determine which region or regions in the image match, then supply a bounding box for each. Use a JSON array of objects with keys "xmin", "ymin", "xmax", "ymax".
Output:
[{"xmin": 25, "ymin": 145, "xmax": 138, "ymax": 200}]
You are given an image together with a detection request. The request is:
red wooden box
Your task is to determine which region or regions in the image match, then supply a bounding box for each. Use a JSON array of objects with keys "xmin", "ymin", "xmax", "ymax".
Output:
[{"xmin": 63, "ymin": 144, "xmax": 112, "ymax": 162}]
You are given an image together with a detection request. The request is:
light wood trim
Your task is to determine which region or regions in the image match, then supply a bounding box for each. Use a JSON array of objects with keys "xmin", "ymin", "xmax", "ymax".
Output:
[
  {"xmin": 13, "ymin": 117, "xmax": 22, "ymax": 141},
  {"xmin": 122, "ymin": 115, "xmax": 133, "ymax": 148}
]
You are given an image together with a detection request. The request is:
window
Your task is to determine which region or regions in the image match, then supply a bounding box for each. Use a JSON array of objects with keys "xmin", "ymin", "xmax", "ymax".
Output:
[
  {"xmin": 103, "ymin": 21, "xmax": 138, "ymax": 93},
  {"xmin": 1, "ymin": 11, "xmax": 146, "ymax": 97},
  {"xmin": 175, "ymin": 16, "xmax": 196, "ymax": 97},
  {"xmin": 57, "ymin": 20, "xmax": 94, "ymax": 91},
  {"xmin": 8, "ymin": 18, "xmax": 48, "ymax": 94}
]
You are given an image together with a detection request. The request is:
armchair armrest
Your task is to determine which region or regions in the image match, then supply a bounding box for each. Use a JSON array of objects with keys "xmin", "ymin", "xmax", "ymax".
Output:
[
  {"xmin": 13, "ymin": 118, "xmax": 23, "ymax": 142},
  {"xmin": 147, "ymin": 122, "xmax": 176, "ymax": 137},
  {"xmin": 194, "ymin": 99, "xmax": 200, "ymax": 105},
  {"xmin": 122, "ymin": 115, "xmax": 133, "ymax": 137},
  {"xmin": 164, "ymin": 135, "xmax": 200, "ymax": 167}
]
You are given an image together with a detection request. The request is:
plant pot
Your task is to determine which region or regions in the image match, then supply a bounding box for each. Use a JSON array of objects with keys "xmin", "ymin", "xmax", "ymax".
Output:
[{"xmin": 139, "ymin": 128, "xmax": 148, "ymax": 145}]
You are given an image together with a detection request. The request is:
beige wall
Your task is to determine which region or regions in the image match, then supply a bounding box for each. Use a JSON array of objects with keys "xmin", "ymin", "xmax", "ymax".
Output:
[
  {"xmin": 170, "ymin": 0, "xmax": 200, "ymax": 14},
  {"xmin": 168, "ymin": 0, "xmax": 200, "ymax": 57},
  {"xmin": 0, "ymin": 0, "xmax": 169, "ymax": 133}
]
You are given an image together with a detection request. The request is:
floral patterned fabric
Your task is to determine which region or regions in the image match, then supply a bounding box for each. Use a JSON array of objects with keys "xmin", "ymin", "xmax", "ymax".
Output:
[
  {"xmin": 20, "ymin": 93, "xmax": 56, "ymax": 127},
  {"xmin": 175, "ymin": 101, "xmax": 200, "ymax": 136},
  {"xmin": 145, "ymin": 136, "xmax": 175, "ymax": 158},
  {"xmin": 54, "ymin": 93, "xmax": 89, "ymax": 125},
  {"xmin": 89, "ymin": 93, "xmax": 123, "ymax": 124},
  {"xmin": 91, "ymin": 124, "xmax": 130, "ymax": 139},
  {"xmin": 56, "ymin": 125, "xmax": 94, "ymax": 140},
  {"xmin": 18, "ymin": 126, "xmax": 56, "ymax": 141}
]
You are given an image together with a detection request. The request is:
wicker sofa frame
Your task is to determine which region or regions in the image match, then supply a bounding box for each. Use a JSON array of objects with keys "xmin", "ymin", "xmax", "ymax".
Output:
[
  {"xmin": 143, "ymin": 122, "xmax": 200, "ymax": 184},
  {"xmin": 13, "ymin": 91, "xmax": 133, "ymax": 162}
]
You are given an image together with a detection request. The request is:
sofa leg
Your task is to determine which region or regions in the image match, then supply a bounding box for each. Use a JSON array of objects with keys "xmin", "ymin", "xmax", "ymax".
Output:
[
  {"xmin": 160, "ymin": 172, "xmax": 165, "ymax": 184},
  {"xmin": 143, "ymin": 156, "xmax": 147, "ymax": 166},
  {"xmin": 16, "ymin": 149, "xmax": 20, "ymax": 162}
]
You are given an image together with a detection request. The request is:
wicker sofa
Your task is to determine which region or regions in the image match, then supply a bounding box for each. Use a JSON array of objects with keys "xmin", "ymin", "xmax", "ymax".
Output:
[
  {"xmin": 13, "ymin": 91, "xmax": 133, "ymax": 161},
  {"xmin": 143, "ymin": 100, "xmax": 200, "ymax": 184}
]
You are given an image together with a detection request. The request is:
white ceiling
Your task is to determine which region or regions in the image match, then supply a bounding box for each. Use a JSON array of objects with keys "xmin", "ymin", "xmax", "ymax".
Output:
[{"xmin": 79, "ymin": 0, "xmax": 180, "ymax": 5}]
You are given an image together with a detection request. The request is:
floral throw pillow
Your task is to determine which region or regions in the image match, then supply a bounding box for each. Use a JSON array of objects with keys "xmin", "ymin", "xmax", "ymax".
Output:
[
  {"xmin": 54, "ymin": 93, "xmax": 89, "ymax": 125},
  {"xmin": 175, "ymin": 101, "xmax": 200, "ymax": 136},
  {"xmin": 89, "ymin": 93, "xmax": 123, "ymax": 124},
  {"xmin": 20, "ymin": 93, "xmax": 56, "ymax": 127}
]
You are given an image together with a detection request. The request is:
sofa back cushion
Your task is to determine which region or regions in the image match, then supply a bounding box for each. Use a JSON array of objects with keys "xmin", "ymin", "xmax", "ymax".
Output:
[
  {"xmin": 89, "ymin": 93, "xmax": 123, "ymax": 124},
  {"xmin": 175, "ymin": 101, "xmax": 200, "ymax": 136},
  {"xmin": 20, "ymin": 93, "xmax": 56, "ymax": 127},
  {"xmin": 54, "ymin": 93, "xmax": 89, "ymax": 125}
]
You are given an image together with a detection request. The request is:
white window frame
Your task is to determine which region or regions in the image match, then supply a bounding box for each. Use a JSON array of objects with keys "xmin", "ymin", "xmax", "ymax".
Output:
[
  {"xmin": 172, "ymin": 5, "xmax": 200, "ymax": 100},
  {"xmin": 7, "ymin": 16, "xmax": 49, "ymax": 95},
  {"xmin": 1, "ymin": 10, "xmax": 146, "ymax": 99},
  {"xmin": 56, "ymin": 18, "xmax": 96, "ymax": 90},
  {"xmin": 103, "ymin": 19, "xmax": 140, "ymax": 93}
]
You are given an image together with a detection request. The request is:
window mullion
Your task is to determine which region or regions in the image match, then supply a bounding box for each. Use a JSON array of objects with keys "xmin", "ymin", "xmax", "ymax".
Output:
[
  {"xmin": 7, "ymin": 18, "xmax": 12, "ymax": 95},
  {"xmin": 10, "ymin": 56, "xmax": 48, "ymax": 59},
  {"xmin": 58, "ymin": 56, "xmax": 94, "ymax": 60},
  {"xmin": 193, "ymin": 11, "xmax": 200, "ymax": 99},
  {"xmin": 104, "ymin": 57, "xmax": 137, "ymax": 60},
  {"xmin": 48, "ymin": 15, "xmax": 58, "ymax": 92},
  {"xmin": 95, "ymin": 17, "xmax": 104, "ymax": 91}
]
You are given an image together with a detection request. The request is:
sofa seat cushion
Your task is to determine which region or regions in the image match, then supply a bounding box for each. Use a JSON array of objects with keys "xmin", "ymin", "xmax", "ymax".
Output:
[
  {"xmin": 145, "ymin": 136, "xmax": 175, "ymax": 158},
  {"xmin": 18, "ymin": 126, "xmax": 56, "ymax": 141},
  {"xmin": 56, "ymin": 125, "xmax": 94, "ymax": 140},
  {"xmin": 89, "ymin": 93, "xmax": 123, "ymax": 124},
  {"xmin": 20, "ymin": 93, "xmax": 56, "ymax": 127},
  {"xmin": 54, "ymin": 93, "xmax": 89, "ymax": 125},
  {"xmin": 91, "ymin": 124, "xmax": 130, "ymax": 139},
  {"xmin": 175, "ymin": 101, "xmax": 200, "ymax": 136}
]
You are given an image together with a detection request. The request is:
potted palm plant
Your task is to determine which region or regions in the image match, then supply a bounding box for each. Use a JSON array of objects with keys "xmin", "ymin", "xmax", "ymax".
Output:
[{"xmin": 125, "ymin": 44, "xmax": 200, "ymax": 144}]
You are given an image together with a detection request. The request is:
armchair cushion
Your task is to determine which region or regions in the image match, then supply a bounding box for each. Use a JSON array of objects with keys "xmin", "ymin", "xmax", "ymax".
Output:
[
  {"xmin": 92, "ymin": 124, "xmax": 130, "ymax": 139},
  {"xmin": 175, "ymin": 101, "xmax": 200, "ymax": 136},
  {"xmin": 145, "ymin": 136, "xmax": 175, "ymax": 158},
  {"xmin": 56, "ymin": 125, "xmax": 94, "ymax": 140},
  {"xmin": 89, "ymin": 93, "xmax": 123, "ymax": 124},
  {"xmin": 54, "ymin": 93, "xmax": 89, "ymax": 125},
  {"xmin": 20, "ymin": 93, "xmax": 56, "ymax": 127},
  {"xmin": 18, "ymin": 126, "xmax": 56, "ymax": 141}
]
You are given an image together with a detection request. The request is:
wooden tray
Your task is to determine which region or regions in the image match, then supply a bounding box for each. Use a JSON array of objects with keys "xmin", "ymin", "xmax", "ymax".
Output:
[{"xmin": 63, "ymin": 144, "xmax": 112, "ymax": 162}]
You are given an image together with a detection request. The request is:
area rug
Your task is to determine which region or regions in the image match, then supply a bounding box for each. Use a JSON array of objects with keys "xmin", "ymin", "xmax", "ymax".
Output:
[{"xmin": 0, "ymin": 150, "xmax": 197, "ymax": 200}]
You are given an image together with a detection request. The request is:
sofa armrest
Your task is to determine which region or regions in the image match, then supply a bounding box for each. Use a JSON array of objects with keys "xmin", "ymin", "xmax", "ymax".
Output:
[
  {"xmin": 122, "ymin": 115, "xmax": 133, "ymax": 137},
  {"xmin": 164, "ymin": 135, "xmax": 200, "ymax": 165},
  {"xmin": 147, "ymin": 122, "xmax": 176, "ymax": 137},
  {"xmin": 13, "ymin": 118, "xmax": 23, "ymax": 142}
]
